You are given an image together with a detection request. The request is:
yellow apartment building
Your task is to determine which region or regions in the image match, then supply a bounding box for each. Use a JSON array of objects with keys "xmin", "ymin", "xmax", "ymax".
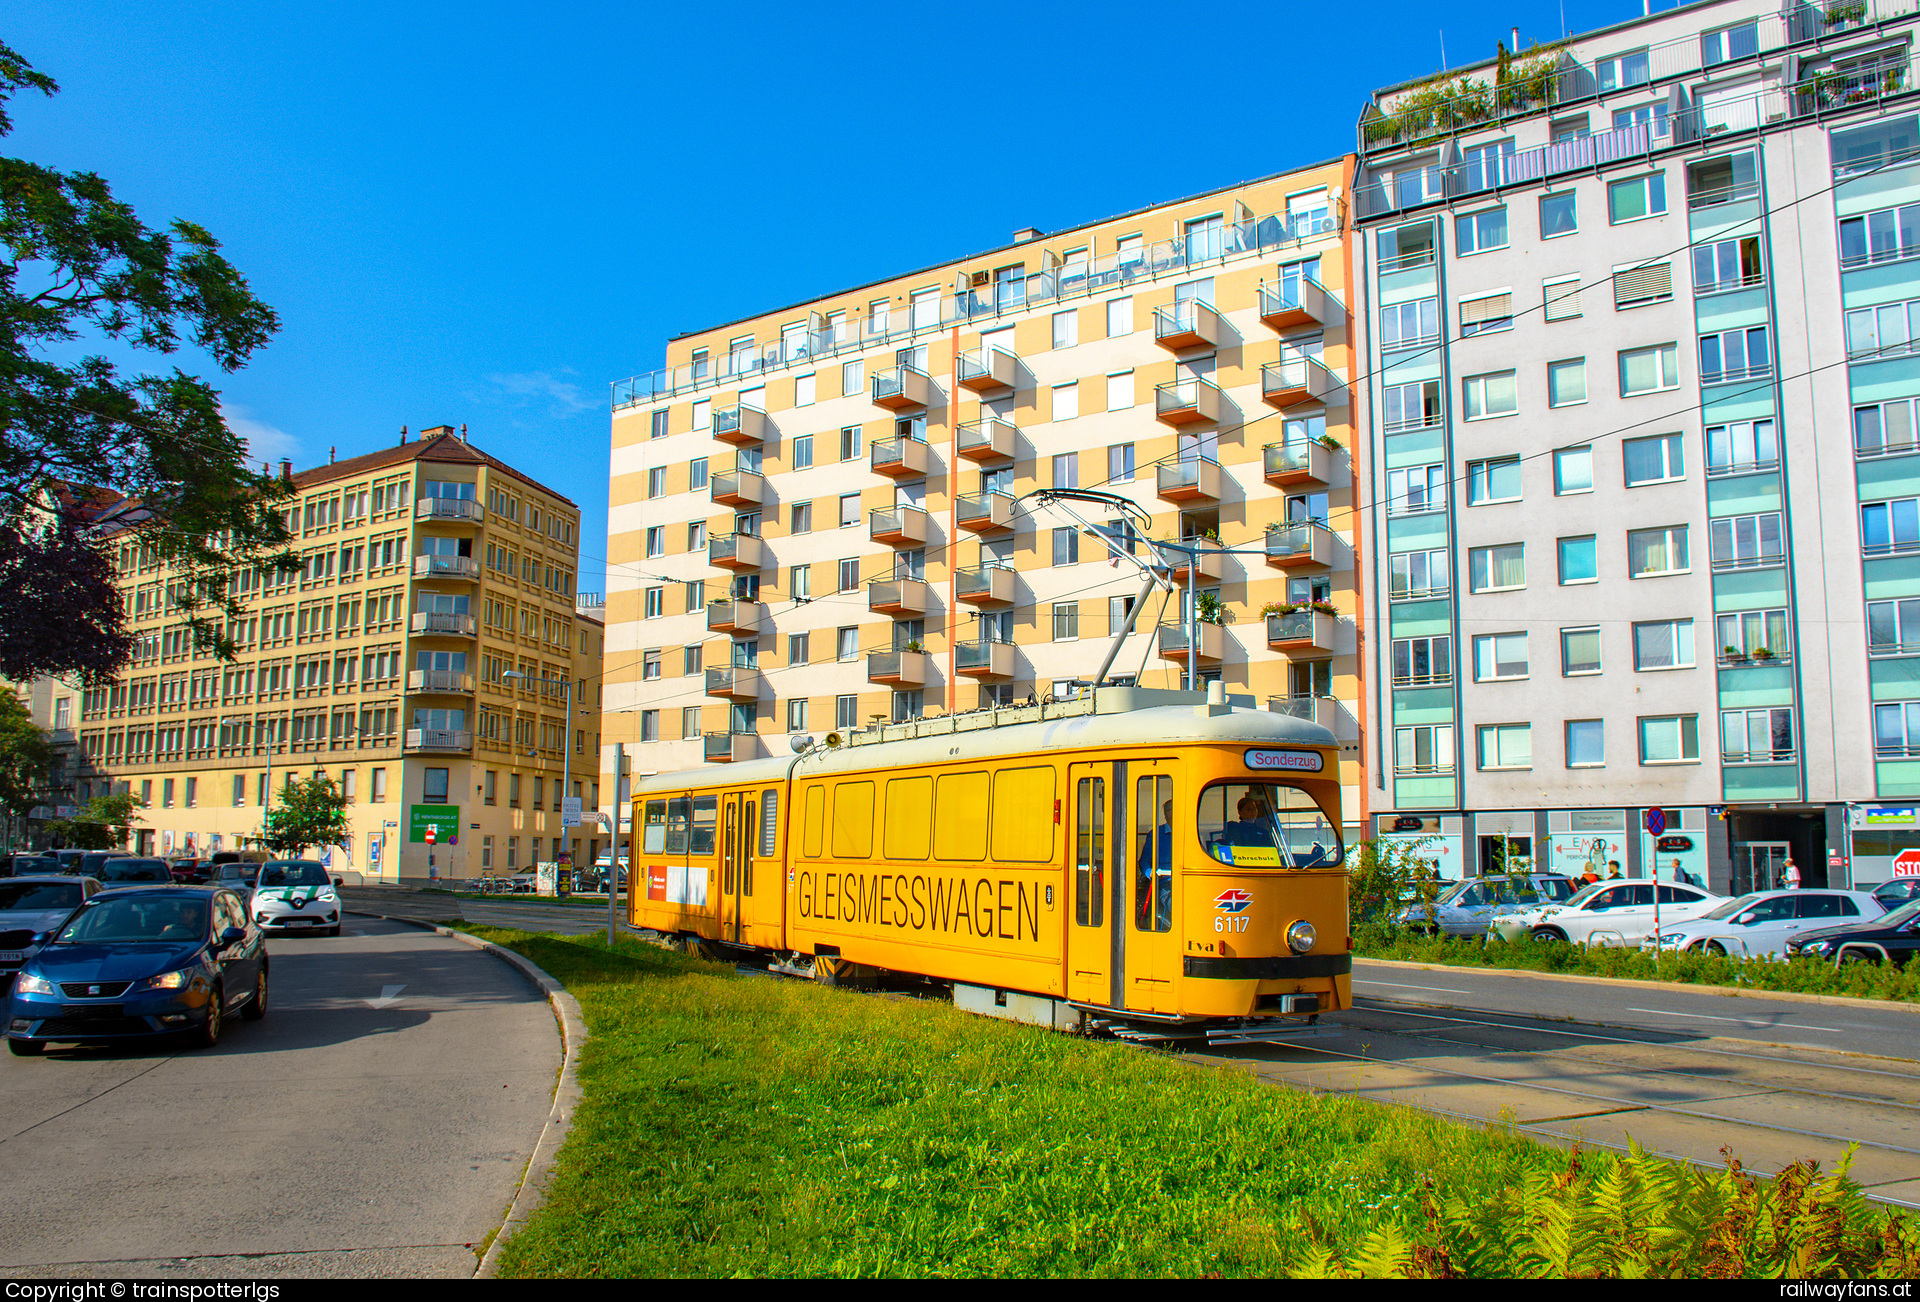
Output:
[
  {"xmin": 602, "ymin": 158, "xmax": 1368, "ymax": 845},
  {"xmin": 51, "ymin": 426, "xmax": 605, "ymax": 883}
]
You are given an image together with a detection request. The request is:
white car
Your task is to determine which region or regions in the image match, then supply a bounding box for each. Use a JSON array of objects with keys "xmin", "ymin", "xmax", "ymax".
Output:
[
  {"xmin": 1508, "ymin": 879, "xmax": 1721, "ymax": 946},
  {"xmin": 1648, "ymin": 889, "xmax": 1887, "ymax": 958},
  {"xmin": 251, "ymin": 859, "xmax": 342, "ymax": 937}
]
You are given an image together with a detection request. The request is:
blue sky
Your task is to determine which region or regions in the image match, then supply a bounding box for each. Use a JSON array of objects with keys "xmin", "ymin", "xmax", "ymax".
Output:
[{"xmin": 5, "ymin": 0, "xmax": 1660, "ymax": 591}]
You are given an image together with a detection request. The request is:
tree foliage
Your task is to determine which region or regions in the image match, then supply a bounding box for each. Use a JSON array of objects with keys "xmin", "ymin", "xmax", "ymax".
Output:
[
  {"xmin": 47, "ymin": 790, "xmax": 140, "ymax": 850},
  {"xmin": 0, "ymin": 40, "xmax": 296, "ymax": 682},
  {"xmin": 259, "ymin": 774, "xmax": 348, "ymax": 857},
  {"xmin": 0, "ymin": 688, "xmax": 53, "ymax": 826},
  {"xmin": 1347, "ymin": 835, "xmax": 1442, "ymax": 941}
]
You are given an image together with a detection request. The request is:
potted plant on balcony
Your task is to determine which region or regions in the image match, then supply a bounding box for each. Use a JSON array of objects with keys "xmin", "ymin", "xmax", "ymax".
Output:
[
  {"xmin": 1828, "ymin": 1, "xmax": 1867, "ymax": 26},
  {"xmin": 1305, "ymin": 599, "xmax": 1339, "ymax": 616},
  {"xmin": 1194, "ymin": 591, "xmax": 1232, "ymax": 625},
  {"xmin": 1751, "ymin": 645, "xmax": 1776, "ymax": 661},
  {"xmin": 1723, "ymin": 644, "xmax": 1748, "ymax": 663},
  {"xmin": 904, "ymin": 640, "xmax": 924, "ymax": 654},
  {"xmin": 1316, "ymin": 433, "xmax": 1343, "ymax": 451}
]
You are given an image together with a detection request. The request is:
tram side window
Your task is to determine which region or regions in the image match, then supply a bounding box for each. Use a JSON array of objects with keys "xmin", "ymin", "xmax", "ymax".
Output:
[
  {"xmin": 642, "ymin": 800, "xmax": 668, "ymax": 854},
  {"xmin": 760, "ymin": 789, "xmax": 779, "ymax": 858},
  {"xmin": 934, "ymin": 771, "xmax": 988, "ymax": 860},
  {"xmin": 991, "ymin": 765, "xmax": 1056, "ymax": 863},
  {"xmin": 1076, "ymin": 776, "xmax": 1105, "ymax": 926},
  {"xmin": 1135, "ymin": 774, "xmax": 1172, "ymax": 932},
  {"xmin": 665, "ymin": 797, "xmax": 691, "ymax": 854},
  {"xmin": 832, "ymin": 781, "xmax": 874, "ymax": 858},
  {"xmin": 1197, "ymin": 781, "xmax": 1341, "ymax": 868},
  {"xmin": 884, "ymin": 775, "xmax": 933, "ymax": 860},
  {"xmin": 802, "ymin": 784, "xmax": 825, "ymax": 858},
  {"xmin": 691, "ymin": 795, "xmax": 718, "ymax": 856}
]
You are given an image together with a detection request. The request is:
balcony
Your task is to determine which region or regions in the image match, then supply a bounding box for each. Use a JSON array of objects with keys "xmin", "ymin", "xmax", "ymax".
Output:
[
  {"xmin": 1151, "ymin": 539, "xmax": 1225, "ymax": 585},
  {"xmin": 956, "ymin": 347, "xmax": 1017, "ymax": 393},
  {"xmin": 1156, "ymin": 457, "xmax": 1223, "ymax": 505},
  {"xmin": 703, "ymin": 731, "xmax": 759, "ymax": 763},
  {"xmin": 410, "ymin": 612, "xmax": 477, "ymax": 637},
  {"xmin": 872, "ymin": 436, "xmax": 931, "ymax": 479},
  {"xmin": 1268, "ymin": 695, "xmax": 1337, "ymax": 731},
  {"xmin": 873, "ymin": 365, "xmax": 933, "ymax": 410},
  {"xmin": 704, "ymin": 666, "xmax": 764, "ymax": 700},
  {"xmin": 956, "ymin": 491, "xmax": 1015, "ymax": 533},
  {"xmin": 868, "ymin": 577, "xmax": 930, "ymax": 617},
  {"xmin": 956, "ymin": 418, "xmax": 1016, "ymax": 463},
  {"xmin": 710, "ymin": 469, "xmax": 765, "ymax": 508},
  {"xmin": 1153, "ymin": 299, "xmax": 1223, "ymax": 351},
  {"xmin": 707, "ymin": 599, "xmax": 765, "ymax": 636},
  {"xmin": 870, "ymin": 505, "xmax": 929, "ymax": 547},
  {"xmin": 955, "ymin": 639, "xmax": 1015, "ymax": 679},
  {"xmin": 711, "ymin": 405, "xmax": 770, "ymax": 447},
  {"xmin": 1264, "ymin": 441, "xmax": 1330, "ymax": 488},
  {"xmin": 1262, "ymin": 355, "xmax": 1347, "ymax": 408},
  {"xmin": 868, "ymin": 649, "xmax": 930, "ymax": 686},
  {"xmin": 405, "ymin": 728, "xmax": 473, "ymax": 752},
  {"xmin": 955, "ymin": 565, "xmax": 1015, "ymax": 606},
  {"xmin": 1155, "ymin": 378, "xmax": 1221, "ymax": 426},
  {"xmin": 406, "ymin": 670, "xmax": 475, "ymax": 694},
  {"xmin": 1259, "ymin": 276, "xmax": 1337, "ymax": 332},
  {"xmin": 413, "ymin": 555, "xmax": 480, "ymax": 581},
  {"xmin": 415, "ymin": 497, "xmax": 484, "ymax": 524},
  {"xmin": 1266, "ymin": 609, "xmax": 1336, "ymax": 655},
  {"xmin": 709, "ymin": 532, "xmax": 768, "ymax": 571},
  {"xmin": 1156, "ymin": 623, "xmax": 1224, "ymax": 664},
  {"xmin": 1264, "ymin": 521, "xmax": 1335, "ymax": 569}
]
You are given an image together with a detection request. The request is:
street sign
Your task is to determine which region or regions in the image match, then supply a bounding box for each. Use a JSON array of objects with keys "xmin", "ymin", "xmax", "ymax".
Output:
[
  {"xmin": 1893, "ymin": 848, "xmax": 1920, "ymax": 878},
  {"xmin": 562, "ymin": 796, "xmax": 582, "ymax": 828},
  {"xmin": 1644, "ymin": 808, "xmax": 1667, "ymax": 836},
  {"xmin": 424, "ymin": 824, "xmax": 436, "ymax": 845}
]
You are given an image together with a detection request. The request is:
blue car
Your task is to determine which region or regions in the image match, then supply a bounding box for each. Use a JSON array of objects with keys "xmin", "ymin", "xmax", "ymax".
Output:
[{"xmin": 5, "ymin": 886, "xmax": 268, "ymax": 1056}]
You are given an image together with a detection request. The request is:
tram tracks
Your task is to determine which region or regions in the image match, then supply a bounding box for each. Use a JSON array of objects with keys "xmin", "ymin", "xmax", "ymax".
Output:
[{"xmin": 1206, "ymin": 999, "xmax": 1920, "ymax": 1208}]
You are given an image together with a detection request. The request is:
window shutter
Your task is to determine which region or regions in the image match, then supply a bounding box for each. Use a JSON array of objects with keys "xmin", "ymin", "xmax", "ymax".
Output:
[
  {"xmin": 1544, "ymin": 278, "xmax": 1582, "ymax": 320},
  {"xmin": 1613, "ymin": 261, "xmax": 1672, "ymax": 307},
  {"xmin": 1459, "ymin": 292, "xmax": 1512, "ymax": 324}
]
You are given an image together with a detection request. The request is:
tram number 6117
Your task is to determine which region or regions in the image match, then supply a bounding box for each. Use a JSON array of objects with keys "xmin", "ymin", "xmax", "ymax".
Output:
[{"xmin": 1214, "ymin": 915, "xmax": 1250, "ymax": 933}]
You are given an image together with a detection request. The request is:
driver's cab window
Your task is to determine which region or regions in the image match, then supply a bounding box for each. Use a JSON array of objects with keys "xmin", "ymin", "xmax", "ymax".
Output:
[{"xmin": 1196, "ymin": 781, "xmax": 1340, "ymax": 867}]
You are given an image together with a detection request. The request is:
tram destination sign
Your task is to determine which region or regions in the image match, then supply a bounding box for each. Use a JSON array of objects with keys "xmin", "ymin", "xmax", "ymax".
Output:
[{"xmin": 1244, "ymin": 749, "xmax": 1324, "ymax": 773}]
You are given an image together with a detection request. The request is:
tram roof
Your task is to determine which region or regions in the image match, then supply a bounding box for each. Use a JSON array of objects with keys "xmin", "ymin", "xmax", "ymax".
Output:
[{"xmin": 631, "ymin": 689, "xmax": 1337, "ymax": 797}]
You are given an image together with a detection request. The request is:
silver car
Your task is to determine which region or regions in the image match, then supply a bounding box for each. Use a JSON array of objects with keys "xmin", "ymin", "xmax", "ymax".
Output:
[
  {"xmin": 0, "ymin": 875, "xmax": 102, "ymax": 986},
  {"xmin": 1397, "ymin": 873, "xmax": 1580, "ymax": 937}
]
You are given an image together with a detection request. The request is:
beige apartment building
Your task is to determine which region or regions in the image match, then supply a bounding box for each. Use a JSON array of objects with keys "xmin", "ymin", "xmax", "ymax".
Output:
[
  {"xmin": 46, "ymin": 426, "xmax": 605, "ymax": 883},
  {"xmin": 602, "ymin": 158, "xmax": 1369, "ymax": 846}
]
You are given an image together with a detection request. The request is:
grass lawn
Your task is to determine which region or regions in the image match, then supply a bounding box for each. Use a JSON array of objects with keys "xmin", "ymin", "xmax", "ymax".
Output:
[{"xmin": 471, "ymin": 927, "xmax": 1918, "ymax": 1277}]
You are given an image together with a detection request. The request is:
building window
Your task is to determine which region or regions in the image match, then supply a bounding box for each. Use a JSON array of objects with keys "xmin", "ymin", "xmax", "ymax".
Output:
[
  {"xmin": 1839, "ymin": 202, "xmax": 1920, "ymax": 267},
  {"xmin": 1553, "ymin": 446, "xmax": 1593, "ymax": 496},
  {"xmin": 1696, "ymin": 235, "xmax": 1763, "ymax": 295},
  {"xmin": 1565, "ymin": 720, "xmax": 1605, "ymax": 767},
  {"xmin": 1613, "ymin": 259, "xmax": 1673, "ymax": 309},
  {"xmin": 1473, "ymin": 632, "xmax": 1528, "ymax": 681},
  {"xmin": 1455, "ymin": 206, "xmax": 1508, "ymax": 255},
  {"xmin": 840, "ymin": 426, "xmax": 862, "ymax": 462},
  {"xmin": 679, "ymin": 706, "xmax": 700, "ymax": 739},
  {"xmin": 1459, "ymin": 291, "xmax": 1512, "ymax": 336},
  {"xmin": 650, "ymin": 409, "xmax": 669, "ymax": 439},
  {"xmin": 424, "ymin": 768, "xmax": 449, "ymax": 803},
  {"xmin": 1053, "ymin": 382, "xmax": 1079, "ymax": 421},
  {"xmin": 645, "ymin": 587, "xmax": 663, "ymax": 619},
  {"xmin": 640, "ymin": 710, "xmax": 659, "ymax": 743},
  {"xmin": 1639, "ymin": 714, "xmax": 1700, "ymax": 764},
  {"xmin": 787, "ymin": 633, "xmax": 810, "ymax": 665},
  {"xmin": 1700, "ymin": 326, "xmax": 1769, "ymax": 384},
  {"xmin": 1462, "ymin": 370, "xmax": 1517, "ymax": 420},
  {"xmin": 1388, "ymin": 464, "xmax": 1446, "ymax": 515},
  {"xmin": 838, "ymin": 493, "xmax": 860, "ymax": 528},
  {"xmin": 1561, "ymin": 626, "xmax": 1601, "ymax": 675},
  {"xmin": 1394, "ymin": 724, "xmax": 1454, "ymax": 775},
  {"xmin": 645, "ymin": 526, "xmax": 664, "ymax": 559},
  {"xmin": 1376, "ymin": 219, "xmax": 1436, "ymax": 270},
  {"xmin": 689, "ymin": 457, "xmax": 708, "ymax": 491},
  {"xmin": 1540, "ymin": 190, "xmax": 1576, "ymax": 238},
  {"xmin": 1619, "ymin": 344, "xmax": 1679, "ymax": 395},
  {"xmin": 1623, "ymin": 433, "xmax": 1685, "ymax": 485},
  {"xmin": 1053, "ymin": 310, "xmax": 1078, "ymax": 349},
  {"xmin": 683, "ymin": 644, "xmax": 703, "ymax": 676},
  {"xmin": 1381, "ymin": 298, "xmax": 1439, "ymax": 351},
  {"xmin": 1477, "ymin": 723, "xmax": 1532, "ymax": 771},
  {"xmin": 1628, "ymin": 526, "xmax": 1690, "ymax": 577},
  {"xmin": 1106, "ymin": 297, "xmax": 1133, "ymax": 337},
  {"xmin": 1052, "ymin": 453, "xmax": 1079, "ymax": 490},
  {"xmin": 790, "ymin": 564, "xmax": 810, "ymax": 601},
  {"xmin": 1052, "ymin": 602, "xmax": 1079, "ymax": 640},
  {"xmin": 836, "ymin": 694, "xmax": 858, "ymax": 730},
  {"xmin": 1712, "ymin": 512, "xmax": 1786, "ymax": 567},
  {"xmin": 1558, "ymin": 535, "xmax": 1598, "ymax": 585},
  {"xmin": 1391, "ymin": 635, "xmax": 1452, "ymax": 686},
  {"xmin": 1724, "ymin": 608, "xmax": 1791, "ymax": 660},
  {"xmin": 792, "ymin": 434, "xmax": 813, "ymax": 469},
  {"xmin": 1723, "ymin": 707, "xmax": 1794, "ymax": 764},
  {"xmin": 1381, "ymin": 379, "xmax": 1441, "ymax": 432},
  {"xmin": 1108, "ymin": 444, "xmax": 1135, "ymax": 483},
  {"xmin": 647, "ymin": 467, "xmax": 666, "ymax": 499},
  {"xmin": 1466, "ymin": 457, "xmax": 1521, "ymax": 505},
  {"xmin": 793, "ymin": 373, "xmax": 815, "ymax": 407},
  {"xmin": 1546, "ymin": 358, "xmax": 1586, "ymax": 407},
  {"xmin": 787, "ymin": 698, "xmax": 807, "ymax": 732},
  {"xmin": 837, "ymin": 559, "xmax": 859, "ymax": 592},
  {"xmin": 1633, "ymin": 619, "xmax": 1696, "ymax": 670},
  {"xmin": 1467, "ymin": 543, "xmax": 1525, "ymax": 592},
  {"xmin": 789, "ymin": 503, "xmax": 811, "ymax": 535},
  {"xmin": 1544, "ymin": 276, "xmax": 1582, "ymax": 322},
  {"xmin": 1388, "ymin": 548, "xmax": 1449, "ymax": 599},
  {"xmin": 1106, "ymin": 372, "xmax": 1133, "ymax": 411},
  {"xmin": 372, "ymin": 768, "xmax": 386, "ymax": 802},
  {"xmin": 837, "ymin": 627, "xmax": 858, "ymax": 662},
  {"xmin": 1708, "ymin": 419, "xmax": 1779, "ymax": 475},
  {"xmin": 643, "ymin": 651, "xmax": 661, "ymax": 681},
  {"xmin": 1052, "ymin": 527, "xmax": 1079, "ymax": 566},
  {"xmin": 1607, "ymin": 172, "xmax": 1666, "ymax": 223},
  {"xmin": 1875, "ymin": 701, "xmax": 1920, "ymax": 757}
]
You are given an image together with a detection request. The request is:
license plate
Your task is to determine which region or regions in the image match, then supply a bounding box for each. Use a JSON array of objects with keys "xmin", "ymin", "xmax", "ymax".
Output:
[{"xmin": 0, "ymin": 951, "xmax": 22, "ymax": 963}]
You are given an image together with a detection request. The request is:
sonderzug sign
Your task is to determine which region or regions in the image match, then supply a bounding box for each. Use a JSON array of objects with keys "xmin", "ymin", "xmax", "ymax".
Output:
[{"xmin": 1244, "ymin": 749, "xmax": 1324, "ymax": 773}]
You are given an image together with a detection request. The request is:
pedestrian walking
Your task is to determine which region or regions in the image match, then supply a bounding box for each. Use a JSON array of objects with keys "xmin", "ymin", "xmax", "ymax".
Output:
[{"xmin": 1784, "ymin": 856, "xmax": 1801, "ymax": 890}]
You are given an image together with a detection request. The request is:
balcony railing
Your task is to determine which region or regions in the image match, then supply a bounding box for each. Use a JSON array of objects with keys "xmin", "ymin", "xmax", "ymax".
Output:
[
  {"xmin": 1267, "ymin": 695, "xmax": 1336, "ymax": 731},
  {"xmin": 873, "ymin": 364, "xmax": 933, "ymax": 410},
  {"xmin": 1266, "ymin": 610, "xmax": 1336, "ymax": 654},
  {"xmin": 957, "ymin": 418, "xmax": 1016, "ymax": 462},
  {"xmin": 704, "ymin": 731, "xmax": 758, "ymax": 763},
  {"xmin": 1264, "ymin": 521, "xmax": 1335, "ymax": 569},
  {"xmin": 1155, "ymin": 378, "xmax": 1221, "ymax": 426},
  {"xmin": 413, "ymin": 555, "xmax": 480, "ymax": 580},
  {"xmin": 1150, "ymin": 540, "xmax": 1225, "ymax": 586},
  {"xmin": 405, "ymin": 728, "xmax": 472, "ymax": 752},
  {"xmin": 707, "ymin": 600, "xmax": 765, "ymax": 635},
  {"xmin": 711, "ymin": 405, "xmax": 770, "ymax": 447},
  {"xmin": 407, "ymin": 670, "xmax": 474, "ymax": 693},
  {"xmin": 868, "ymin": 577, "xmax": 930, "ymax": 617},
  {"xmin": 709, "ymin": 532, "xmax": 768, "ymax": 571},
  {"xmin": 410, "ymin": 611, "xmax": 477, "ymax": 637},
  {"xmin": 955, "ymin": 639, "xmax": 1015, "ymax": 679},
  {"xmin": 1153, "ymin": 299, "xmax": 1222, "ymax": 351},
  {"xmin": 868, "ymin": 650, "xmax": 929, "ymax": 686},
  {"xmin": 955, "ymin": 565, "xmax": 1015, "ymax": 605},
  {"xmin": 1262, "ymin": 355, "xmax": 1347, "ymax": 408},
  {"xmin": 956, "ymin": 347, "xmax": 1017, "ymax": 393},
  {"xmin": 1259, "ymin": 274, "xmax": 1338, "ymax": 332},
  {"xmin": 1264, "ymin": 441, "xmax": 1330, "ymax": 487},
  {"xmin": 710, "ymin": 470, "xmax": 765, "ymax": 508},
  {"xmin": 1156, "ymin": 457, "xmax": 1222, "ymax": 505},
  {"xmin": 870, "ymin": 505, "xmax": 929, "ymax": 547},
  {"xmin": 415, "ymin": 497, "xmax": 484, "ymax": 523},
  {"xmin": 1156, "ymin": 623, "xmax": 1224, "ymax": 663},
  {"xmin": 704, "ymin": 666, "xmax": 763, "ymax": 700},
  {"xmin": 872, "ymin": 436, "xmax": 931, "ymax": 478},
  {"xmin": 956, "ymin": 491, "xmax": 1015, "ymax": 533}
]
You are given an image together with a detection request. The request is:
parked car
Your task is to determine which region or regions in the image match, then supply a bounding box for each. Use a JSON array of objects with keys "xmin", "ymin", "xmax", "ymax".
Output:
[
  {"xmin": 206, "ymin": 862, "xmax": 261, "ymax": 895},
  {"xmin": 250, "ymin": 860, "xmax": 342, "ymax": 937},
  {"xmin": 1396, "ymin": 873, "xmax": 1579, "ymax": 938},
  {"xmin": 6, "ymin": 885, "xmax": 268, "ymax": 1054},
  {"xmin": 1497, "ymin": 879, "xmax": 1722, "ymax": 946},
  {"xmin": 96, "ymin": 857, "xmax": 174, "ymax": 886},
  {"xmin": 49, "ymin": 850, "xmax": 87, "ymax": 874},
  {"xmin": 77, "ymin": 852, "xmax": 115, "ymax": 878},
  {"xmin": 4, "ymin": 853, "xmax": 58, "ymax": 878},
  {"xmin": 1647, "ymin": 889, "xmax": 1887, "ymax": 958},
  {"xmin": 167, "ymin": 858, "xmax": 210, "ymax": 885},
  {"xmin": 1872, "ymin": 879, "xmax": 1920, "ymax": 909},
  {"xmin": 0, "ymin": 876, "xmax": 102, "ymax": 987},
  {"xmin": 1786, "ymin": 899, "xmax": 1920, "ymax": 967}
]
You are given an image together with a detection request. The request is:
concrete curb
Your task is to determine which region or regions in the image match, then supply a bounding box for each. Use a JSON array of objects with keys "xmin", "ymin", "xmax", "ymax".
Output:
[
  {"xmin": 346, "ymin": 910, "xmax": 586, "ymax": 1278},
  {"xmin": 1361, "ymin": 955, "xmax": 1920, "ymax": 1013}
]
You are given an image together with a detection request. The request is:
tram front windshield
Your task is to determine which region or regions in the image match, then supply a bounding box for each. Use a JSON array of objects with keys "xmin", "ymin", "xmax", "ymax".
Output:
[{"xmin": 1198, "ymin": 782, "xmax": 1342, "ymax": 867}]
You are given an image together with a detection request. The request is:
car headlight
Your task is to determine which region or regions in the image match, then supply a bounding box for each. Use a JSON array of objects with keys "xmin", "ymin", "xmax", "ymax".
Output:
[
  {"xmin": 1798, "ymin": 939, "xmax": 1832, "ymax": 955},
  {"xmin": 1656, "ymin": 933, "xmax": 1688, "ymax": 948},
  {"xmin": 1286, "ymin": 920, "xmax": 1317, "ymax": 954},
  {"xmin": 14, "ymin": 972, "xmax": 56, "ymax": 996},
  {"xmin": 135, "ymin": 969, "xmax": 191, "ymax": 991}
]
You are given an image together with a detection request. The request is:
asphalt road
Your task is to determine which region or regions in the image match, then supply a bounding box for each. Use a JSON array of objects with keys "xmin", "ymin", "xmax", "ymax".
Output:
[
  {"xmin": 342, "ymin": 886, "xmax": 622, "ymax": 937},
  {"xmin": 0, "ymin": 916, "xmax": 561, "ymax": 1277}
]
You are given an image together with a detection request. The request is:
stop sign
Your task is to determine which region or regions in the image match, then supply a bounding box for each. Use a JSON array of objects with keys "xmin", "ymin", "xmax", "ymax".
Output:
[{"xmin": 1893, "ymin": 848, "xmax": 1920, "ymax": 878}]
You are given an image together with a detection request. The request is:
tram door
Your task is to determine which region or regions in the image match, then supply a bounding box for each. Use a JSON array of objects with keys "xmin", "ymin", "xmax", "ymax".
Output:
[
  {"xmin": 1127, "ymin": 761, "xmax": 1180, "ymax": 1014},
  {"xmin": 1068, "ymin": 762, "xmax": 1117, "ymax": 1006},
  {"xmin": 720, "ymin": 791, "xmax": 756, "ymax": 943}
]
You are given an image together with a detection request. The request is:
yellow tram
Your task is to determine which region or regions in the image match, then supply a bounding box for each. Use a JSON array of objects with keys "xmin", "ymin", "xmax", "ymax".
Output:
[{"xmin": 627, "ymin": 686, "xmax": 1348, "ymax": 1042}]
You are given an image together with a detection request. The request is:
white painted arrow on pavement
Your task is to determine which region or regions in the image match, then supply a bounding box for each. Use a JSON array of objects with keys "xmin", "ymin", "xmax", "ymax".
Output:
[{"xmin": 365, "ymin": 984, "xmax": 406, "ymax": 1009}]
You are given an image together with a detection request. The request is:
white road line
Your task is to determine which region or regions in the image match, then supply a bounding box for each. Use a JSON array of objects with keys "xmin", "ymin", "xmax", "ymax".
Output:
[
  {"xmin": 1626, "ymin": 1006, "xmax": 1839, "ymax": 1033},
  {"xmin": 1355, "ymin": 980, "xmax": 1473, "ymax": 994}
]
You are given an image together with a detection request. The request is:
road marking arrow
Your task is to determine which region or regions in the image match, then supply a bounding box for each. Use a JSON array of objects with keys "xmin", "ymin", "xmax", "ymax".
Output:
[{"xmin": 365, "ymin": 984, "xmax": 406, "ymax": 1009}]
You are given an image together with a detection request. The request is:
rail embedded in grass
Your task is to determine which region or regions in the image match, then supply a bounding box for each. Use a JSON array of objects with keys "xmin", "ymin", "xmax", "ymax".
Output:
[{"xmin": 464, "ymin": 926, "xmax": 1918, "ymax": 1278}]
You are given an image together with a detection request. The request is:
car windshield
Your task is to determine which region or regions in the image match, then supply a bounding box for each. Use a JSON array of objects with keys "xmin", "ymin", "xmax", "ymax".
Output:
[
  {"xmin": 57, "ymin": 897, "xmax": 208, "ymax": 944},
  {"xmin": 100, "ymin": 860, "xmax": 170, "ymax": 881},
  {"xmin": 1702, "ymin": 893, "xmax": 1764, "ymax": 921},
  {"xmin": 0, "ymin": 882, "xmax": 83, "ymax": 911},
  {"xmin": 216, "ymin": 867, "xmax": 256, "ymax": 883},
  {"xmin": 1879, "ymin": 900, "xmax": 1920, "ymax": 930},
  {"xmin": 1197, "ymin": 781, "xmax": 1342, "ymax": 868},
  {"xmin": 259, "ymin": 863, "xmax": 330, "ymax": 887}
]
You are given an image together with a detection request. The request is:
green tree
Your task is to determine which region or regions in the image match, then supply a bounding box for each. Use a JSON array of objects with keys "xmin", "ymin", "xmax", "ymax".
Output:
[
  {"xmin": 0, "ymin": 689, "xmax": 53, "ymax": 845},
  {"xmin": 47, "ymin": 790, "xmax": 139, "ymax": 850},
  {"xmin": 0, "ymin": 40, "xmax": 297, "ymax": 684},
  {"xmin": 1347, "ymin": 835, "xmax": 1442, "ymax": 940},
  {"xmin": 259, "ymin": 775, "xmax": 348, "ymax": 858}
]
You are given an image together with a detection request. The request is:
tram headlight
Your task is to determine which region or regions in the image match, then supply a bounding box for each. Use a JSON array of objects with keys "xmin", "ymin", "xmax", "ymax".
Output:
[{"xmin": 1286, "ymin": 920, "xmax": 1316, "ymax": 954}]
